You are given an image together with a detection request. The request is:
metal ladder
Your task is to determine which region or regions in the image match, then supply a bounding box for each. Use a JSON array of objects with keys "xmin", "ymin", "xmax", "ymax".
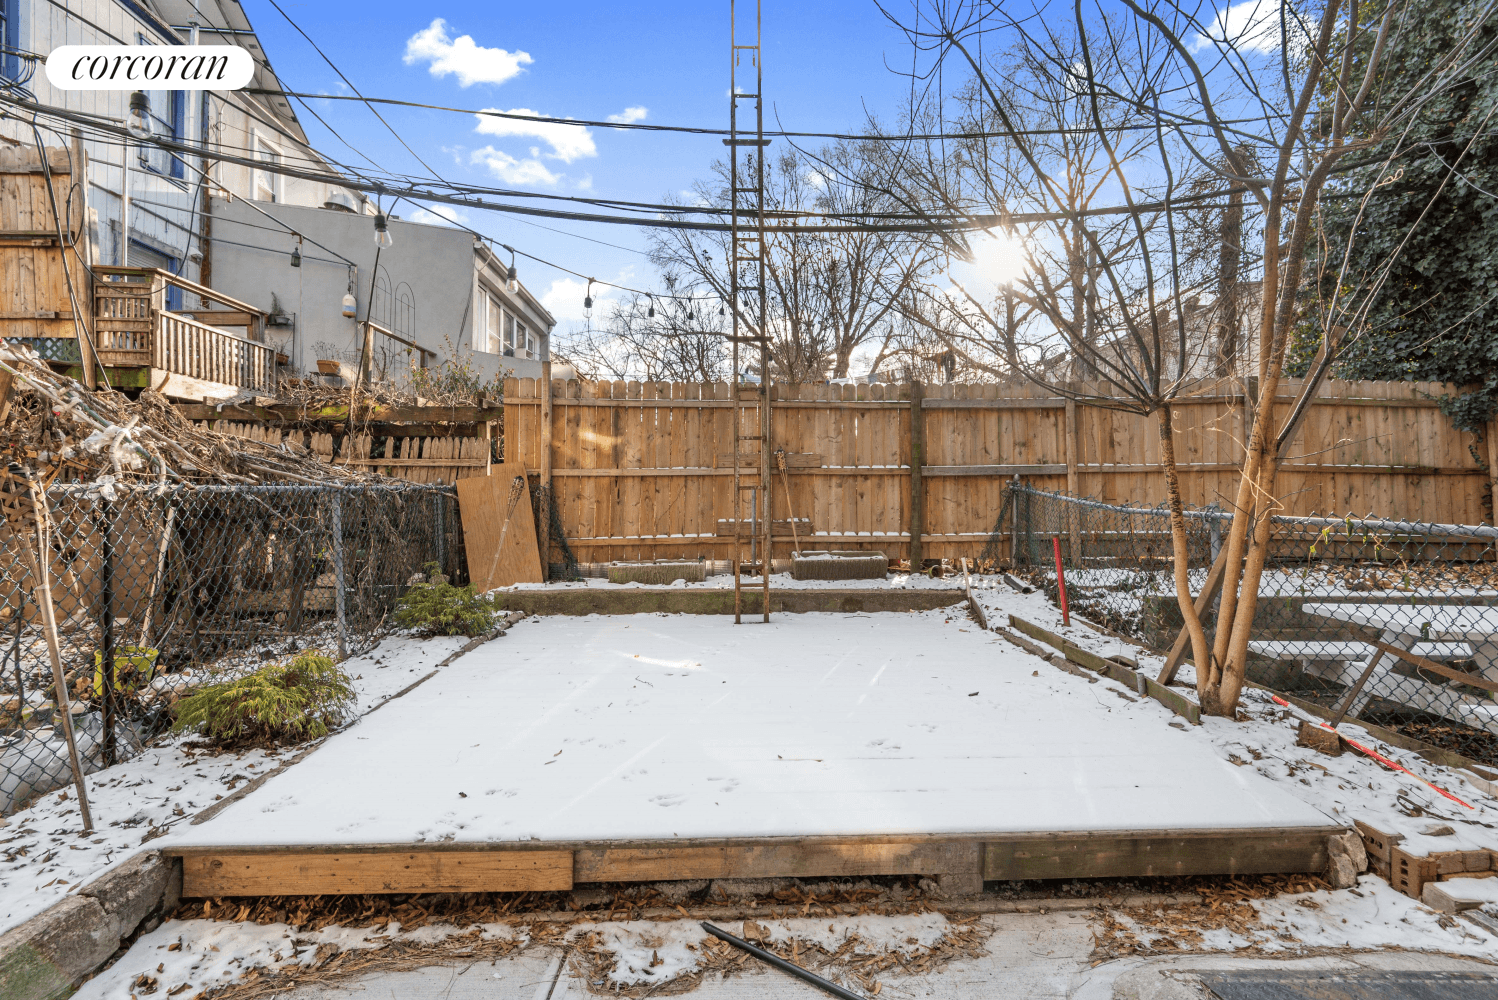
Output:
[{"xmin": 729, "ymin": 0, "xmax": 771, "ymax": 624}]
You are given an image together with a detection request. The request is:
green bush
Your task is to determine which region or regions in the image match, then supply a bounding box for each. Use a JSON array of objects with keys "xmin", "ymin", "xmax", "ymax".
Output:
[
  {"xmin": 392, "ymin": 564, "xmax": 498, "ymax": 636},
  {"xmin": 172, "ymin": 652, "xmax": 355, "ymax": 746}
]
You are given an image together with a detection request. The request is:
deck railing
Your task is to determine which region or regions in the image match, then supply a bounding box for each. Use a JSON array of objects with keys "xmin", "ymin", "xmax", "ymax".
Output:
[
  {"xmin": 155, "ymin": 311, "xmax": 276, "ymax": 391},
  {"xmin": 92, "ymin": 267, "xmax": 274, "ymax": 392}
]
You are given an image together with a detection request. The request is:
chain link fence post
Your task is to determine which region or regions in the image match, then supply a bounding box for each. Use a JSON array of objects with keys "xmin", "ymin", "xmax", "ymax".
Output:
[{"xmin": 330, "ymin": 489, "xmax": 348, "ymax": 659}]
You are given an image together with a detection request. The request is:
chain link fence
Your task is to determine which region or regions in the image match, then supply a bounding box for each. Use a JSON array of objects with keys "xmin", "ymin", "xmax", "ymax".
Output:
[
  {"xmin": 0, "ymin": 480, "xmax": 464, "ymax": 815},
  {"xmin": 991, "ymin": 483, "xmax": 1498, "ymax": 766}
]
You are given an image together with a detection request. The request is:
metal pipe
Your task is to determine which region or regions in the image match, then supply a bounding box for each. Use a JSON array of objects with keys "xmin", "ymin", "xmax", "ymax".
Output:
[
  {"xmin": 98, "ymin": 498, "xmax": 116, "ymax": 767},
  {"xmin": 701, "ymin": 923, "xmax": 867, "ymax": 1000},
  {"xmin": 331, "ymin": 492, "xmax": 347, "ymax": 658},
  {"xmin": 10, "ymin": 598, "xmax": 23, "ymax": 726}
]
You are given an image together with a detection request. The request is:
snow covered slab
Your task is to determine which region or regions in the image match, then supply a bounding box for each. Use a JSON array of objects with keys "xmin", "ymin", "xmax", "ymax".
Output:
[{"xmin": 164, "ymin": 612, "xmax": 1338, "ymax": 892}]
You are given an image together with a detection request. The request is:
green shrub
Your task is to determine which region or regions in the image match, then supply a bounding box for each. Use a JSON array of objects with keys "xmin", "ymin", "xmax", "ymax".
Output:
[
  {"xmin": 172, "ymin": 652, "xmax": 355, "ymax": 746},
  {"xmin": 392, "ymin": 564, "xmax": 498, "ymax": 637}
]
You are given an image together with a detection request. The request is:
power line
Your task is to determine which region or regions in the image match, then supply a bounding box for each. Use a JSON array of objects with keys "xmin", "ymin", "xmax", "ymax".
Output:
[
  {"xmin": 9, "ymin": 94, "xmax": 1275, "ymax": 236},
  {"xmin": 254, "ymin": 89, "xmax": 1280, "ymax": 143}
]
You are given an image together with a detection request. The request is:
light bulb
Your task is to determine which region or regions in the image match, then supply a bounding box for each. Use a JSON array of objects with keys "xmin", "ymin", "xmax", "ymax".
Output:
[
  {"xmin": 647, "ymin": 296, "xmax": 655, "ymax": 318},
  {"xmin": 126, "ymin": 91, "xmax": 152, "ymax": 139},
  {"xmin": 373, "ymin": 212, "xmax": 394, "ymax": 249},
  {"xmin": 506, "ymin": 262, "xmax": 518, "ymax": 293},
  {"xmin": 342, "ymin": 292, "xmax": 357, "ymax": 318},
  {"xmin": 290, "ymin": 247, "xmax": 301, "ymax": 268}
]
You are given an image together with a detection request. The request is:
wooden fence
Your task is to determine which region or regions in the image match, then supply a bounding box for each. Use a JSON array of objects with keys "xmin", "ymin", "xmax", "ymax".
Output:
[{"xmin": 504, "ymin": 377, "xmax": 1498, "ymax": 564}]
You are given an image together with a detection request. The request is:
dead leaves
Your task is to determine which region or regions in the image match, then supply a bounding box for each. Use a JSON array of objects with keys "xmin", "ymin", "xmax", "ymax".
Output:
[{"xmin": 1091, "ymin": 873, "xmax": 1332, "ymax": 960}]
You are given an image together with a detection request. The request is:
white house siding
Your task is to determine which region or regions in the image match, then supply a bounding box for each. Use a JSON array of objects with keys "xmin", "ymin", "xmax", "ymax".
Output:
[
  {"xmin": 207, "ymin": 196, "xmax": 555, "ymax": 385},
  {"xmin": 0, "ymin": 0, "xmax": 350, "ymax": 288}
]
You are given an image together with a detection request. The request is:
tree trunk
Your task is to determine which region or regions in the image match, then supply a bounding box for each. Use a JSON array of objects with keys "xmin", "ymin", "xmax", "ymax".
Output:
[{"xmin": 1158, "ymin": 405, "xmax": 1213, "ymax": 696}]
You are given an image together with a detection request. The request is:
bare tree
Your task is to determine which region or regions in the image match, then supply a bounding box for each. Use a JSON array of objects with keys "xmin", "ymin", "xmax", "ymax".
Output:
[
  {"xmin": 561, "ymin": 274, "xmax": 733, "ymax": 383},
  {"xmin": 877, "ymin": 0, "xmax": 1471, "ymax": 716},
  {"xmin": 647, "ymin": 143, "xmax": 935, "ymax": 382}
]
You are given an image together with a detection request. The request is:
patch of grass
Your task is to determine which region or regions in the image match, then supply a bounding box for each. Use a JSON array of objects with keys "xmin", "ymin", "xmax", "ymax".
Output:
[
  {"xmin": 172, "ymin": 652, "xmax": 355, "ymax": 748},
  {"xmin": 392, "ymin": 563, "xmax": 498, "ymax": 637}
]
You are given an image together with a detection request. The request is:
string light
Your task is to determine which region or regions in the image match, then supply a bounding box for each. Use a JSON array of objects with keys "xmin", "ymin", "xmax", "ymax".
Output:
[
  {"xmin": 373, "ymin": 212, "xmax": 393, "ymax": 249},
  {"xmin": 583, "ymin": 279, "xmax": 594, "ymax": 310}
]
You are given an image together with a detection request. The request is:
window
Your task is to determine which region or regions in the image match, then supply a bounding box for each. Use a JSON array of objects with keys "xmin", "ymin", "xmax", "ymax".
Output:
[
  {"xmin": 127, "ymin": 241, "xmax": 181, "ymax": 310},
  {"xmin": 138, "ymin": 35, "xmax": 184, "ymax": 178},
  {"xmin": 253, "ymin": 135, "xmax": 281, "ymax": 202},
  {"xmin": 508, "ymin": 314, "xmax": 534, "ymax": 358},
  {"xmin": 484, "ymin": 294, "xmax": 504, "ymax": 354},
  {"xmin": 1, "ymin": 0, "xmax": 18, "ymax": 81}
]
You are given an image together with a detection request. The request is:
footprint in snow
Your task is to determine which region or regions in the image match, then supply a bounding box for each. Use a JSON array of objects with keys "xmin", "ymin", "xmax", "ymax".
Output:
[{"xmin": 650, "ymin": 793, "xmax": 687, "ymax": 807}]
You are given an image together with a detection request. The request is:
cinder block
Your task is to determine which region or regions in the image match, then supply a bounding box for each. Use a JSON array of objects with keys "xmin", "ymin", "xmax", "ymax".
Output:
[
  {"xmin": 1392, "ymin": 846, "xmax": 1436, "ymax": 899},
  {"xmin": 1434, "ymin": 851, "xmax": 1469, "ymax": 876},
  {"xmin": 1355, "ymin": 819, "xmax": 1401, "ymax": 862}
]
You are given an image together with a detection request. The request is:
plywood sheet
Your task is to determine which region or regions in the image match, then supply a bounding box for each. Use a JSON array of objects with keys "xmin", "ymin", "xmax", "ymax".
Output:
[{"xmin": 456, "ymin": 462, "xmax": 542, "ymax": 591}]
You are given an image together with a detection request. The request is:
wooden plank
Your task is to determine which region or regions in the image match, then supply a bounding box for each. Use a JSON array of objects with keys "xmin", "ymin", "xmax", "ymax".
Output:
[
  {"xmin": 182, "ymin": 849, "xmax": 574, "ymax": 896},
  {"xmin": 1008, "ymin": 615, "xmax": 1202, "ymax": 725},
  {"xmin": 574, "ymin": 840, "xmax": 980, "ymax": 882},
  {"xmin": 983, "ymin": 829, "xmax": 1332, "ymax": 880},
  {"xmin": 909, "ymin": 380, "xmax": 924, "ymax": 567},
  {"xmin": 455, "ymin": 462, "xmax": 543, "ymax": 590},
  {"xmin": 922, "ymin": 397, "xmax": 1069, "ymax": 409},
  {"xmin": 924, "ymin": 464, "xmax": 1070, "ymax": 476}
]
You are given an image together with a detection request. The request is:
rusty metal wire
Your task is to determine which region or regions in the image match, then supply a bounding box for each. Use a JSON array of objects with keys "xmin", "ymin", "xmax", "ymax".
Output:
[
  {"xmin": 999, "ymin": 483, "xmax": 1498, "ymax": 767},
  {"xmin": 0, "ymin": 480, "xmax": 463, "ymax": 815}
]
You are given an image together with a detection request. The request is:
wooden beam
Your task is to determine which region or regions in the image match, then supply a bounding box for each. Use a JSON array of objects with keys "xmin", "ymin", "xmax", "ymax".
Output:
[
  {"xmin": 982, "ymin": 829, "xmax": 1333, "ymax": 880},
  {"xmin": 909, "ymin": 380, "xmax": 924, "ymax": 567},
  {"xmin": 181, "ymin": 849, "xmax": 574, "ymax": 897},
  {"xmin": 1157, "ymin": 552, "xmax": 1229, "ymax": 686},
  {"xmin": 173, "ymin": 402, "xmax": 506, "ymax": 423},
  {"xmin": 922, "ymin": 397, "xmax": 1069, "ymax": 409},
  {"xmin": 575, "ymin": 840, "xmax": 980, "ymax": 882},
  {"xmin": 1009, "ymin": 615, "xmax": 1201, "ymax": 724},
  {"xmin": 925, "ymin": 464, "xmax": 1069, "ymax": 477},
  {"xmin": 490, "ymin": 587, "xmax": 966, "ymax": 616}
]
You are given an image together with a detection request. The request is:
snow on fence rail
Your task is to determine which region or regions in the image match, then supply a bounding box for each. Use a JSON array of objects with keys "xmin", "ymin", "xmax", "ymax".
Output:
[
  {"xmin": 0, "ymin": 481, "xmax": 463, "ymax": 816},
  {"xmin": 1001, "ymin": 484, "xmax": 1498, "ymax": 768},
  {"xmin": 502, "ymin": 376, "xmax": 1497, "ymax": 565}
]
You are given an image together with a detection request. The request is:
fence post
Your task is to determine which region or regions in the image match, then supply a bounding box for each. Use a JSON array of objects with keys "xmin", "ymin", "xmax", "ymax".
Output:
[
  {"xmin": 331, "ymin": 489, "xmax": 347, "ymax": 658},
  {"xmin": 97, "ymin": 498, "xmax": 116, "ymax": 767},
  {"xmin": 1009, "ymin": 474, "xmax": 1020, "ymax": 568},
  {"xmin": 435, "ymin": 490, "xmax": 446, "ymax": 580},
  {"xmin": 908, "ymin": 380, "xmax": 924, "ymax": 569}
]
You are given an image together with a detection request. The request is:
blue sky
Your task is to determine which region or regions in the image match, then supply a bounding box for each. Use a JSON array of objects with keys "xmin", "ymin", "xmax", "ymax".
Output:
[{"xmin": 252, "ymin": 1, "xmax": 923, "ymax": 326}]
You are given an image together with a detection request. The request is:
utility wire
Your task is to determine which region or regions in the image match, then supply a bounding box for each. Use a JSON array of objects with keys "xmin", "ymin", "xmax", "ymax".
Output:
[
  {"xmin": 7, "ymin": 93, "xmax": 1276, "ymax": 234},
  {"xmin": 254, "ymin": 89, "xmax": 1281, "ymax": 142}
]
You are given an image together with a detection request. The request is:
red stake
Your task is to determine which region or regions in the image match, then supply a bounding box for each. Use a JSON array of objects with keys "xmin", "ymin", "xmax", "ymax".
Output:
[{"xmin": 1052, "ymin": 536, "xmax": 1070, "ymax": 627}]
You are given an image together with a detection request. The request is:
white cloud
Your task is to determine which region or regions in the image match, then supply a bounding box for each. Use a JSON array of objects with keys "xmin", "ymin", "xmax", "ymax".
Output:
[
  {"xmin": 408, "ymin": 203, "xmax": 468, "ymax": 227},
  {"xmin": 543, "ymin": 276, "xmax": 612, "ymax": 323},
  {"xmin": 607, "ymin": 106, "xmax": 648, "ymax": 124},
  {"xmin": 470, "ymin": 146, "xmax": 560, "ymax": 186},
  {"xmin": 1191, "ymin": 1, "xmax": 1292, "ymax": 55},
  {"xmin": 474, "ymin": 109, "xmax": 596, "ymax": 163},
  {"xmin": 404, "ymin": 18, "xmax": 533, "ymax": 87}
]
